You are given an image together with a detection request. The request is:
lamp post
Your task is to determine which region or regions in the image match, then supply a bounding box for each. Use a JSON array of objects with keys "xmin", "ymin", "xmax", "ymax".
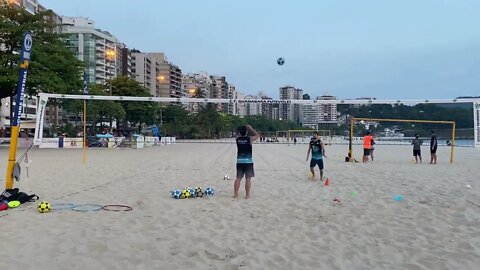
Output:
[
  {"xmin": 105, "ymin": 49, "xmax": 115, "ymax": 95},
  {"xmin": 105, "ymin": 49, "xmax": 115, "ymax": 133}
]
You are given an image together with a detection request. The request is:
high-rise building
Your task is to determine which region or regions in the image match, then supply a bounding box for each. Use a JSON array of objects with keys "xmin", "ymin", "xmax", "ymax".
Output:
[
  {"xmin": 181, "ymin": 72, "xmax": 214, "ymax": 113},
  {"xmin": 236, "ymin": 92, "xmax": 246, "ymax": 117},
  {"xmin": 6, "ymin": 0, "xmax": 39, "ymax": 14},
  {"xmin": 131, "ymin": 50, "xmax": 158, "ymax": 96},
  {"xmin": 149, "ymin": 53, "xmax": 182, "ymax": 98},
  {"xmin": 227, "ymin": 84, "xmax": 237, "ymax": 115},
  {"xmin": 279, "ymin": 86, "xmax": 303, "ymax": 123},
  {"xmin": 62, "ymin": 17, "xmax": 123, "ymax": 85},
  {"xmin": 243, "ymin": 95, "xmax": 260, "ymax": 116},
  {"xmin": 258, "ymin": 92, "xmax": 279, "ymax": 120},
  {"xmin": 317, "ymin": 95, "xmax": 338, "ymax": 124},
  {"xmin": 210, "ymin": 76, "xmax": 228, "ymax": 112},
  {"xmin": 120, "ymin": 46, "xmax": 132, "ymax": 78},
  {"xmin": 131, "ymin": 52, "xmax": 183, "ymax": 98},
  {"xmin": 301, "ymin": 94, "xmax": 338, "ymax": 128},
  {"xmin": 301, "ymin": 104, "xmax": 320, "ymax": 129}
]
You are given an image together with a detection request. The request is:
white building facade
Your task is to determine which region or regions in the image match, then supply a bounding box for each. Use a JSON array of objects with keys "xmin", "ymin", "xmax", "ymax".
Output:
[{"xmin": 62, "ymin": 17, "xmax": 121, "ymax": 85}]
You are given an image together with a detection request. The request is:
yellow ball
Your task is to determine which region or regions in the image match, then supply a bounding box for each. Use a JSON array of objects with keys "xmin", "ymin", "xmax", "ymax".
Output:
[{"xmin": 37, "ymin": 201, "xmax": 51, "ymax": 213}]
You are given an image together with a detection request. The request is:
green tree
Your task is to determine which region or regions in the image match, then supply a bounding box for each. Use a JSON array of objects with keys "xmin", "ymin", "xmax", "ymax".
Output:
[
  {"xmin": 0, "ymin": 4, "xmax": 84, "ymax": 98},
  {"xmin": 110, "ymin": 76, "xmax": 159, "ymax": 131},
  {"xmin": 161, "ymin": 104, "xmax": 192, "ymax": 138}
]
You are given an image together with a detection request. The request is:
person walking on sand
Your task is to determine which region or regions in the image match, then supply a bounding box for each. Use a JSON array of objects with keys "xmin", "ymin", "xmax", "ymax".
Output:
[
  {"xmin": 411, "ymin": 134, "xmax": 423, "ymax": 163},
  {"xmin": 363, "ymin": 131, "xmax": 374, "ymax": 163},
  {"xmin": 234, "ymin": 125, "xmax": 260, "ymax": 199},
  {"xmin": 306, "ymin": 132, "xmax": 326, "ymax": 181},
  {"xmin": 430, "ymin": 130, "xmax": 438, "ymax": 164}
]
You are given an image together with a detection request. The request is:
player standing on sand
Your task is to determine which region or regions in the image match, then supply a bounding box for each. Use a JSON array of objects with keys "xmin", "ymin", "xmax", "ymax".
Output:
[
  {"xmin": 430, "ymin": 130, "xmax": 438, "ymax": 164},
  {"xmin": 363, "ymin": 131, "xmax": 374, "ymax": 163},
  {"xmin": 411, "ymin": 134, "xmax": 423, "ymax": 163},
  {"xmin": 306, "ymin": 132, "xmax": 326, "ymax": 181},
  {"xmin": 234, "ymin": 125, "xmax": 260, "ymax": 199}
]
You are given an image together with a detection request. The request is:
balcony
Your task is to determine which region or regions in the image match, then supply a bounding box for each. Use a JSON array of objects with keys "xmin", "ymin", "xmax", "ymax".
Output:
[
  {"xmin": 95, "ymin": 46, "xmax": 105, "ymax": 52},
  {"xmin": 96, "ymin": 71, "xmax": 106, "ymax": 77},
  {"xmin": 95, "ymin": 39, "xmax": 105, "ymax": 46}
]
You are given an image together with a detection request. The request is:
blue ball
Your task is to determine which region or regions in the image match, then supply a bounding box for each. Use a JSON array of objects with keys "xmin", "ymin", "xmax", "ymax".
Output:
[
  {"xmin": 172, "ymin": 189, "xmax": 181, "ymax": 199},
  {"xmin": 205, "ymin": 187, "xmax": 215, "ymax": 196},
  {"xmin": 188, "ymin": 188, "xmax": 196, "ymax": 198}
]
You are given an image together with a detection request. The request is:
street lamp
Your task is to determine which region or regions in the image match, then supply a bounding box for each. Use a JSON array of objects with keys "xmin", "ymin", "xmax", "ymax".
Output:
[
  {"xmin": 105, "ymin": 49, "xmax": 116, "ymax": 95},
  {"xmin": 105, "ymin": 49, "xmax": 116, "ymax": 132}
]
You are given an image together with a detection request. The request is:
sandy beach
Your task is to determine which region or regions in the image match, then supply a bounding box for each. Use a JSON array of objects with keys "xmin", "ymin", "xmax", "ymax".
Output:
[{"xmin": 0, "ymin": 143, "xmax": 479, "ymax": 270}]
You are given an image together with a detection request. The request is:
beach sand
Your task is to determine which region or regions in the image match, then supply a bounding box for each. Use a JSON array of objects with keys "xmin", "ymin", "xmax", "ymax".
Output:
[{"xmin": 0, "ymin": 143, "xmax": 479, "ymax": 270}]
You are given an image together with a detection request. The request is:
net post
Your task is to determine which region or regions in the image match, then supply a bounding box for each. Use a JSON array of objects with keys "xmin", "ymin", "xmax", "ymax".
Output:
[
  {"xmin": 450, "ymin": 122, "xmax": 455, "ymax": 163},
  {"xmin": 349, "ymin": 118, "xmax": 354, "ymax": 161},
  {"xmin": 34, "ymin": 93, "xmax": 49, "ymax": 146}
]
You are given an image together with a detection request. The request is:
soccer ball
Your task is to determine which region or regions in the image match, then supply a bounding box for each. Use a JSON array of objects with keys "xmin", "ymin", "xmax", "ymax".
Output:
[
  {"xmin": 188, "ymin": 187, "xmax": 196, "ymax": 198},
  {"xmin": 205, "ymin": 187, "xmax": 215, "ymax": 196},
  {"xmin": 181, "ymin": 189, "xmax": 191, "ymax": 199},
  {"xmin": 195, "ymin": 187, "xmax": 204, "ymax": 198},
  {"xmin": 171, "ymin": 189, "xmax": 181, "ymax": 199},
  {"xmin": 37, "ymin": 201, "xmax": 51, "ymax": 213},
  {"xmin": 223, "ymin": 174, "xmax": 230, "ymax": 180},
  {"xmin": 277, "ymin": 57, "xmax": 285, "ymax": 66}
]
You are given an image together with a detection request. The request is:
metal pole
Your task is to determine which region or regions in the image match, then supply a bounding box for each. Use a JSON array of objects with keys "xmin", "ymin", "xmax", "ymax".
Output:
[
  {"xmin": 6, "ymin": 32, "xmax": 32, "ymax": 189},
  {"xmin": 450, "ymin": 122, "xmax": 455, "ymax": 163},
  {"xmin": 349, "ymin": 119, "xmax": 354, "ymax": 161},
  {"xmin": 83, "ymin": 99, "xmax": 87, "ymax": 163}
]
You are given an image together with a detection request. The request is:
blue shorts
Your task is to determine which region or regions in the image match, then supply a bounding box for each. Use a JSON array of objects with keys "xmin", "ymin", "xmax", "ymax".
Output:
[{"xmin": 310, "ymin": 159, "xmax": 324, "ymax": 170}]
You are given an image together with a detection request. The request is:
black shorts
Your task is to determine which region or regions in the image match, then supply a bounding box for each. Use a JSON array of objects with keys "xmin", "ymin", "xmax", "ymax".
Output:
[
  {"xmin": 413, "ymin": 149, "xmax": 421, "ymax": 156},
  {"xmin": 236, "ymin": 163, "xmax": 254, "ymax": 178},
  {"xmin": 430, "ymin": 148, "xmax": 437, "ymax": 154},
  {"xmin": 310, "ymin": 159, "xmax": 324, "ymax": 170},
  {"xmin": 363, "ymin": 149, "xmax": 370, "ymax": 156}
]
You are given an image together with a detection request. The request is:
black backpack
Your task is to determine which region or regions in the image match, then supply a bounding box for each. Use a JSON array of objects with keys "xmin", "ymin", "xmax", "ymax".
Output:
[
  {"xmin": 15, "ymin": 192, "xmax": 39, "ymax": 204},
  {"xmin": 0, "ymin": 188, "xmax": 19, "ymax": 202}
]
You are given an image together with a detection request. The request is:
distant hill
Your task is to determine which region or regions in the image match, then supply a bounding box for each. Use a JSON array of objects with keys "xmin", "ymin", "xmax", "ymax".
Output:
[{"xmin": 434, "ymin": 96, "xmax": 479, "ymax": 109}]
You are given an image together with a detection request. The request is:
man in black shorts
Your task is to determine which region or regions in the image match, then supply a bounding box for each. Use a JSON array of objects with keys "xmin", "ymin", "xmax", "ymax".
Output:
[
  {"xmin": 234, "ymin": 125, "xmax": 260, "ymax": 199},
  {"xmin": 306, "ymin": 132, "xmax": 326, "ymax": 181},
  {"xmin": 411, "ymin": 134, "xmax": 423, "ymax": 163},
  {"xmin": 430, "ymin": 130, "xmax": 437, "ymax": 164}
]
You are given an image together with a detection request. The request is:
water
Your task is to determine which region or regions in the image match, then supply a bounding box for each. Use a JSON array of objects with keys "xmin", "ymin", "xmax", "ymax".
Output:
[{"xmin": 452, "ymin": 139, "xmax": 475, "ymax": 147}]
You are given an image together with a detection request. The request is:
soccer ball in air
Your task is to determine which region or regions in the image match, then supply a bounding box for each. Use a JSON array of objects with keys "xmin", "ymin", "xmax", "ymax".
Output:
[
  {"xmin": 277, "ymin": 57, "xmax": 285, "ymax": 66},
  {"xmin": 188, "ymin": 187, "xmax": 197, "ymax": 198},
  {"xmin": 205, "ymin": 187, "xmax": 215, "ymax": 196},
  {"xmin": 195, "ymin": 187, "xmax": 204, "ymax": 198},
  {"xmin": 181, "ymin": 189, "xmax": 191, "ymax": 199},
  {"xmin": 171, "ymin": 189, "xmax": 181, "ymax": 199},
  {"xmin": 223, "ymin": 174, "xmax": 230, "ymax": 180},
  {"xmin": 37, "ymin": 201, "xmax": 51, "ymax": 213}
]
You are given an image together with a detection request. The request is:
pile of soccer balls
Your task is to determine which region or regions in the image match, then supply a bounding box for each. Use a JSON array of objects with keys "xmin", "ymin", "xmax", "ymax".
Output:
[{"xmin": 171, "ymin": 186, "xmax": 215, "ymax": 199}]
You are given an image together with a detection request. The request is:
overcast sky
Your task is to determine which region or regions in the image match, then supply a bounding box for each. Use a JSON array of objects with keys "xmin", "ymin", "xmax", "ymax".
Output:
[{"xmin": 42, "ymin": 0, "xmax": 480, "ymax": 100}]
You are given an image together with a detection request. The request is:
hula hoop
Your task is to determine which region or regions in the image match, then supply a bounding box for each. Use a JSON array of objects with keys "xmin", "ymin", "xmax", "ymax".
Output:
[
  {"xmin": 71, "ymin": 204, "xmax": 103, "ymax": 212},
  {"xmin": 51, "ymin": 203, "xmax": 77, "ymax": 210},
  {"xmin": 102, "ymin": 204, "xmax": 133, "ymax": 212}
]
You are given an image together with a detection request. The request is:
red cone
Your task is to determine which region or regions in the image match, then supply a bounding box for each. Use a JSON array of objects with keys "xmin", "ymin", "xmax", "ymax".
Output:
[{"xmin": 324, "ymin": 178, "xmax": 330, "ymax": 186}]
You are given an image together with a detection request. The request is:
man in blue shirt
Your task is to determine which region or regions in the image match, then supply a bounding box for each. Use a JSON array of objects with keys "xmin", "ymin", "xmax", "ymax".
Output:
[
  {"xmin": 306, "ymin": 132, "xmax": 326, "ymax": 181},
  {"xmin": 234, "ymin": 125, "xmax": 260, "ymax": 199}
]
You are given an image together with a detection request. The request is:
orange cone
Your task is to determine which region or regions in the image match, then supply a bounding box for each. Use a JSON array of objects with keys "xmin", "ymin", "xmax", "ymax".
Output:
[{"xmin": 324, "ymin": 178, "xmax": 330, "ymax": 186}]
